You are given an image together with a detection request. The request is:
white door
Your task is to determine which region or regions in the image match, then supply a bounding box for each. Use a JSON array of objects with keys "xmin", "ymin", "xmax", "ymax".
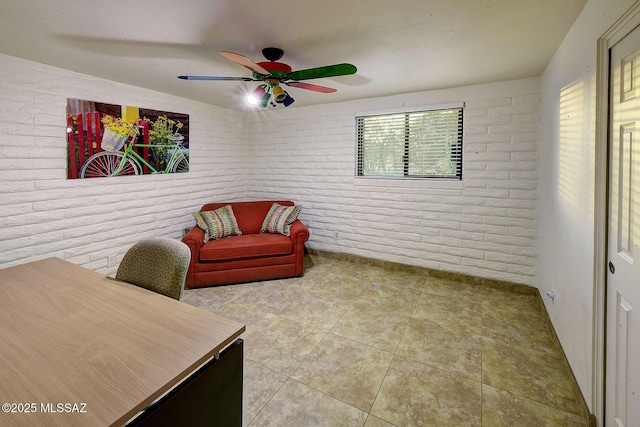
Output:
[{"xmin": 607, "ymin": 24, "xmax": 640, "ymax": 427}]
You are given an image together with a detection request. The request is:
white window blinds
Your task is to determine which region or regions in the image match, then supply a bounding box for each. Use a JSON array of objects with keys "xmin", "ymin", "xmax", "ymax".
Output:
[{"xmin": 356, "ymin": 105, "xmax": 463, "ymax": 179}]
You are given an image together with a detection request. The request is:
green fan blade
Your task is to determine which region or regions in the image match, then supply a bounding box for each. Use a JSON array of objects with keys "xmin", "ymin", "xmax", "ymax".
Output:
[{"xmin": 287, "ymin": 63, "xmax": 357, "ymax": 81}]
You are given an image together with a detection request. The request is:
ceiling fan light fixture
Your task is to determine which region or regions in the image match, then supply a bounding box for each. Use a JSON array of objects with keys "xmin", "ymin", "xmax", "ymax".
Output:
[
  {"xmin": 259, "ymin": 93, "xmax": 271, "ymax": 108},
  {"xmin": 247, "ymin": 85, "xmax": 270, "ymax": 106},
  {"xmin": 272, "ymin": 84, "xmax": 287, "ymax": 103},
  {"xmin": 282, "ymin": 93, "xmax": 295, "ymax": 107}
]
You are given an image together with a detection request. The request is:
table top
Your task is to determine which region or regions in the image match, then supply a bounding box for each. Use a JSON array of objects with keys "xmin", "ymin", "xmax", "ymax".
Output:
[{"xmin": 0, "ymin": 257, "xmax": 245, "ymax": 426}]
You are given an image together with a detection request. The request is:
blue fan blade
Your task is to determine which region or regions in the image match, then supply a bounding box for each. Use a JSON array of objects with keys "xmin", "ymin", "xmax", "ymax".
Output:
[{"xmin": 177, "ymin": 76, "xmax": 256, "ymax": 81}]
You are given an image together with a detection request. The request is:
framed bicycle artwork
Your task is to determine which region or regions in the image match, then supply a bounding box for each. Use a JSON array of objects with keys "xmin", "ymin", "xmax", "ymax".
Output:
[{"xmin": 66, "ymin": 99, "xmax": 190, "ymax": 179}]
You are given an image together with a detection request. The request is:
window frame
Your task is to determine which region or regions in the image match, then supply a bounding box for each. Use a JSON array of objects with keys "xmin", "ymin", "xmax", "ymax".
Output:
[{"xmin": 355, "ymin": 102, "xmax": 464, "ymax": 180}]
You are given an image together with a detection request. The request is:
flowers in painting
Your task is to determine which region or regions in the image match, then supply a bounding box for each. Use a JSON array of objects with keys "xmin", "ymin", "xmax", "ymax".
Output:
[
  {"xmin": 143, "ymin": 115, "xmax": 185, "ymax": 171},
  {"xmin": 145, "ymin": 115, "xmax": 184, "ymax": 143},
  {"xmin": 101, "ymin": 115, "xmax": 138, "ymax": 137}
]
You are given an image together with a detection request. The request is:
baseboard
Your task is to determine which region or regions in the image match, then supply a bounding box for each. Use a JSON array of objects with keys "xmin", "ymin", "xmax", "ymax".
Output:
[
  {"xmin": 534, "ymin": 291, "xmax": 594, "ymax": 425},
  {"xmin": 306, "ymin": 248, "xmax": 537, "ymax": 295}
]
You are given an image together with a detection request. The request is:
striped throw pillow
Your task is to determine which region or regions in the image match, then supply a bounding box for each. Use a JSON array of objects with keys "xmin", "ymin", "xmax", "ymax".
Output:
[
  {"xmin": 193, "ymin": 205, "xmax": 242, "ymax": 243},
  {"xmin": 261, "ymin": 203, "xmax": 301, "ymax": 236}
]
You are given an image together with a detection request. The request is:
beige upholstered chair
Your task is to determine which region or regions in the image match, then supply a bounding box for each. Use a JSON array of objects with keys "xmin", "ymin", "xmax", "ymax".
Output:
[{"xmin": 116, "ymin": 237, "xmax": 191, "ymax": 300}]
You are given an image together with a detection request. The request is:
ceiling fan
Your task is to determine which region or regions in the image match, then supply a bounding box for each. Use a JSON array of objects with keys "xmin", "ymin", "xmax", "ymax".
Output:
[{"xmin": 178, "ymin": 47, "xmax": 357, "ymax": 108}]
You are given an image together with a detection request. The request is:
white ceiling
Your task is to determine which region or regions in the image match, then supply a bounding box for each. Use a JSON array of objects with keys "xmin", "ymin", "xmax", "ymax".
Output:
[{"xmin": 0, "ymin": 0, "xmax": 586, "ymax": 111}]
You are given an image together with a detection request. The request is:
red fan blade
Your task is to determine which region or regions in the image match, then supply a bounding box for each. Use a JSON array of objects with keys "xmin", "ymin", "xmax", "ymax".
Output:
[
  {"xmin": 286, "ymin": 82, "xmax": 337, "ymax": 93},
  {"xmin": 219, "ymin": 51, "xmax": 270, "ymax": 76}
]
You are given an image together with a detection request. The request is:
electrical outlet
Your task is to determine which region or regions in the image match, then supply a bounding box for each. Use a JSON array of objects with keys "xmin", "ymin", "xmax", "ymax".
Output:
[
  {"xmin": 107, "ymin": 255, "xmax": 118, "ymax": 268},
  {"xmin": 545, "ymin": 289, "xmax": 556, "ymax": 302},
  {"xmin": 334, "ymin": 231, "xmax": 339, "ymax": 238}
]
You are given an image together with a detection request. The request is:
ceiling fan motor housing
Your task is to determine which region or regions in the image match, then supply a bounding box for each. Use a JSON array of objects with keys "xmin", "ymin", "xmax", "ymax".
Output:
[{"xmin": 262, "ymin": 47, "xmax": 284, "ymax": 61}]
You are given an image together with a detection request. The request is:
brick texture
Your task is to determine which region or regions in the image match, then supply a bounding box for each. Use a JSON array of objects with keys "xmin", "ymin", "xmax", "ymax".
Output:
[
  {"xmin": 1, "ymin": 53, "xmax": 539, "ymax": 286},
  {"xmin": 0, "ymin": 54, "xmax": 248, "ymax": 274},
  {"xmin": 247, "ymin": 95, "xmax": 539, "ymax": 286}
]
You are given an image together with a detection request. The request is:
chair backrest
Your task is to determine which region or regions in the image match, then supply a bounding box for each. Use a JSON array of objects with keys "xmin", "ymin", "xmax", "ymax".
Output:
[{"xmin": 116, "ymin": 237, "xmax": 191, "ymax": 300}]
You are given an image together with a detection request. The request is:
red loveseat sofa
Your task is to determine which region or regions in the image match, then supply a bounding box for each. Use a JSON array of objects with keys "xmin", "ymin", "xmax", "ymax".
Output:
[{"xmin": 182, "ymin": 200, "xmax": 310, "ymax": 288}]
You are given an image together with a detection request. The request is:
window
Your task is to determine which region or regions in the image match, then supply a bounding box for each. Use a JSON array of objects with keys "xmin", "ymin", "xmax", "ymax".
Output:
[{"xmin": 356, "ymin": 104, "xmax": 463, "ymax": 179}]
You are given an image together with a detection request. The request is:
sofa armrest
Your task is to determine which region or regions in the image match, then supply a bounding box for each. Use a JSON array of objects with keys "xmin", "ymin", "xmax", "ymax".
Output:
[
  {"xmin": 181, "ymin": 226, "xmax": 205, "ymax": 287},
  {"xmin": 289, "ymin": 220, "xmax": 309, "ymax": 276},
  {"xmin": 290, "ymin": 220, "xmax": 310, "ymax": 244}
]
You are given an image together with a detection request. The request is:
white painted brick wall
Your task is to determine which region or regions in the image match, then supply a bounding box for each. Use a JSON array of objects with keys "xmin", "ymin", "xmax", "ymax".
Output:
[
  {"xmin": 0, "ymin": 54, "xmax": 248, "ymax": 274},
  {"xmin": 247, "ymin": 86, "xmax": 539, "ymax": 286},
  {"xmin": 0, "ymin": 53, "xmax": 540, "ymax": 286}
]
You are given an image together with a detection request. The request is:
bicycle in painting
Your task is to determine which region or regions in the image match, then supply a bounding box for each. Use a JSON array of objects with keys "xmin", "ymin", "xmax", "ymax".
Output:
[{"xmin": 80, "ymin": 123, "xmax": 189, "ymax": 178}]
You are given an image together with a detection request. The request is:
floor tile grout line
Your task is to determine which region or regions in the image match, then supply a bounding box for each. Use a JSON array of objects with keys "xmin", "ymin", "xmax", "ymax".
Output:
[
  {"xmin": 243, "ymin": 357, "xmax": 285, "ymax": 427},
  {"xmin": 186, "ymin": 254, "xmax": 586, "ymax": 426}
]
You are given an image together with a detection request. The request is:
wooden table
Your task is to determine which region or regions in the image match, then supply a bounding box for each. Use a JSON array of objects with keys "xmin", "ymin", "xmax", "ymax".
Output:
[{"xmin": 0, "ymin": 257, "xmax": 245, "ymax": 426}]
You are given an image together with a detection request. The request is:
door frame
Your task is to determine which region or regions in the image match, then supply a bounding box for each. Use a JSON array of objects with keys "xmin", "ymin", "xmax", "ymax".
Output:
[{"xmin": 595, "ymin": 2, "xmax": 640, "ymax": 424}]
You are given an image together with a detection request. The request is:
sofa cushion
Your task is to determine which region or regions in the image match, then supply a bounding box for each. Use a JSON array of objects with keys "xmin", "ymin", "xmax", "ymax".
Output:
[
  {"xmin": 193, "ymin": 205, "xmax": 242, "ymax": 243},
  {"xmin": 199, "ymin": 234, "xmax": 293, "ymax": 262},
  {"xmin": 261, "ymin": 203, "xmax": 301, "ymax": 236}
]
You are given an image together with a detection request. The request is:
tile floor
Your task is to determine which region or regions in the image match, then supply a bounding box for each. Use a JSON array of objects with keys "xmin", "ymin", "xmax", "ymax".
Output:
[{"xmin": 182, "ymin": 254, "xmax": 589, "ymax": 427}]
